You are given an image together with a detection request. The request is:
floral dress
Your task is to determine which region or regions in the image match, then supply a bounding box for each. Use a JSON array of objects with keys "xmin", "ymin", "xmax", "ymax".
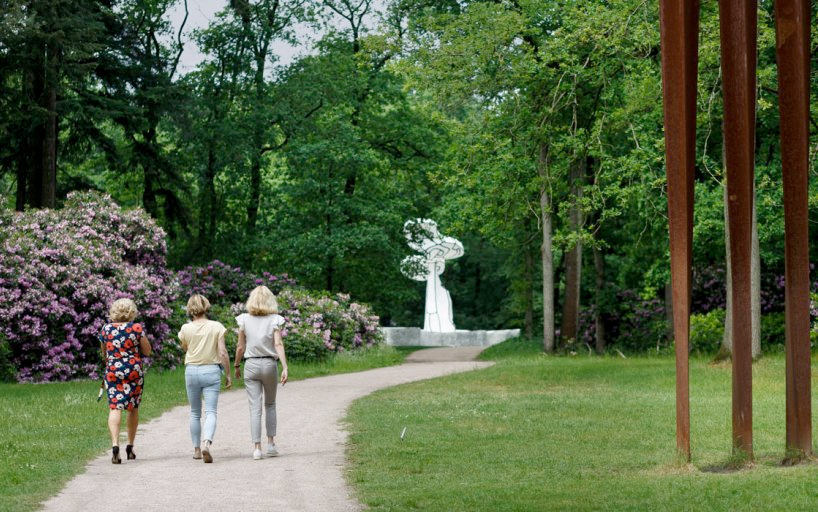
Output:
[{"xmin": 99, "ymin": 322, "xmax": 147, "ymax": 411}]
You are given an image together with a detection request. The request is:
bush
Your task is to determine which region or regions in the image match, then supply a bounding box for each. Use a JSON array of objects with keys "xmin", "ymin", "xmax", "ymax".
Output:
[
  {"xmin": 689, "ymin": 309, "xmax": 725, "ymax": 354},
  {"xmin": 277, "ymin": 289, "xmax": 383, "ymax": 362},
  {"xmin": 171, "ymin": 263, "xmax": 382, "ymax": 363},
  {"xmin": 174, "ymin": 260, "xmax": 297, "ymax": 305},
  {"xmin": 578, "ymin": 290, "xmax": 668, "ymax": 352},
  {"xmin": 0, "ymin": 191, "xmax": 175, "ymax": 381},
  {"xmin": 0, "ymin": 333, "xmax": 15, "ymax": 382},
  {"xmin": 761, "ymin": 312, "xmax": 786, "ymax": 349}
]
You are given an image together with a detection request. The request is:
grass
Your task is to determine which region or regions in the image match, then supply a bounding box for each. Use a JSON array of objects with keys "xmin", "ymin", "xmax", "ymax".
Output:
[
  {"xmin": 0, "ymin": 367, "xmax": 188, "ymax": 512},
  {"xmin": 345, "ymin": 338, "xmax": 818, "ymax": 511},
  {"xmin": 290, "ymin": 343, "xmax": 406, "ymax": 380},
  {"xmin": 0, "ymin": 343, "xmax": 407, "ymax": 512}
]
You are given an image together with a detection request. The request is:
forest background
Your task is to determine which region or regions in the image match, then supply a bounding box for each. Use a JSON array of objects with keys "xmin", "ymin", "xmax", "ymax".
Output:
[{"xmin": 2, "ymin": 0, "xmax": 818, "ymax": 382}]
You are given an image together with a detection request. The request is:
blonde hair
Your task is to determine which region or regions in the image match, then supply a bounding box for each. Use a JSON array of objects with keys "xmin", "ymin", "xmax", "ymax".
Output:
[
  {"xmin": 186, "ymin": 294, "xmax": 211, "ymax": 318},
  {"xmin": 246, "ymin": 286, "xmax": 278, "ymax": 316},
  {"xmin": 109, "ymin": 298, "xmax": 138, "ymax": 323}
]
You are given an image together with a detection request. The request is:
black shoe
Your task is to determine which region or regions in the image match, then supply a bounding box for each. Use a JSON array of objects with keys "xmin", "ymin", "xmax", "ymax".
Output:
[
  {"xmin": 112, "ymin": 446, "xmax": 121, "ymax": 464},
  {"xmin": 126, "ymin": 444, "xmax": 135, "ymax": 460}
]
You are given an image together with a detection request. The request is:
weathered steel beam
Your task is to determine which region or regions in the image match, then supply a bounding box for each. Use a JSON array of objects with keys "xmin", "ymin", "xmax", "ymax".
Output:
[
  {"xmin": 658, "ymin": 0, "xmax": 698, "ymax": 462},
  {"xmin": 718, "ymin": 0, "xmax": 757, "ymax": 457},
  {"xmin": 774, "ymin": 0, "xmax": 812, "ymax": 458}
]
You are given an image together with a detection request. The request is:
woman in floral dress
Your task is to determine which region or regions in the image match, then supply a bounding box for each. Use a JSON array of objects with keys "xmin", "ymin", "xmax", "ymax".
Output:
[{"xmin": 99, "ymin": 298, "xmax": 152, "ymax": 464}]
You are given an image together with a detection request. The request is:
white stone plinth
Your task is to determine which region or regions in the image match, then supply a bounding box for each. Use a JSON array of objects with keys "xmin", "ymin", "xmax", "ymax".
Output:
[{"xmin": 380, "ymin": 327, "xmax": 521, "ymax": 348}]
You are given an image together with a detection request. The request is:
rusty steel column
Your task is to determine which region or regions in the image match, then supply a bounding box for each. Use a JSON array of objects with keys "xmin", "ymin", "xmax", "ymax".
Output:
[
  {"xmin": 719, "ymin": 0, "xmax": 757, "ymax": 457},
  {"xmin": 659, "ymin": 0, "xmax": 698, "ymax": 462},
  {"xmin": 774, "ymin": 0, "xmax": 812, "ymax": 458}
]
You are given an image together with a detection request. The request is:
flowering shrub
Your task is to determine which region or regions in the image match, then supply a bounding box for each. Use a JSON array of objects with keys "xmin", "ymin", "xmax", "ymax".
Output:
[
  {"xmin": 174, "ymin": 260, "xmax": 297, "ymax": 305},
  {"xmin": 689, "ymin": 310, "xmax": 725, "ymax": 354},
  {"xmin": 173, "ymin": 263, "xmax": 381, "ymax": 362},
  {"xmin": 578, "ymin": 290, "xmax": 668, "ymax": 352},
  {"xmin": 691, "ymin": 266, "xmax": 727, "ymax": 314},
  {"xmin": 0, "ymin": 192, "xmax": 175, "ymax": 382},
  {"xmin": 693, "ymin": 263, "xmax": 818, "ymax": 316},
  {"xmin": 274, "ymin": 289, "xmax": 383, "ymax": 362}
]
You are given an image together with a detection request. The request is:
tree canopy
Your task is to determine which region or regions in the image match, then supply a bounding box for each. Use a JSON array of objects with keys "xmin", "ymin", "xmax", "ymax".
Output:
[{"xmin": 2, "ymin": 0, "xmax": 817, "ymax": 353}]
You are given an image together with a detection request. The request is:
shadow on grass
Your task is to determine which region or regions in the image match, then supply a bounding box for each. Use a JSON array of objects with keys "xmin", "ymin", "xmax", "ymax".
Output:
[{"xmin": 699, "ymin": 450, "xmax": 818, "ymax": 473}]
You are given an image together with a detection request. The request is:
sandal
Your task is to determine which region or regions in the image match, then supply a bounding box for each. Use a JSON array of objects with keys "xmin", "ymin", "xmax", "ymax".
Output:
[
  {"xmin": 111, "ymin": 446, "xmax": 121, "ymax": 464},
  {"xmin": 126, "ymin": 444, "xmax": 136, "ymax": 460}
]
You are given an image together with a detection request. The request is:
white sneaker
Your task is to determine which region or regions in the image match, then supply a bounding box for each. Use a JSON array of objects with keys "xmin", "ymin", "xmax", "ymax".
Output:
[
  {"xmin": 252, "ymin": 449, "xmax": 262, "ymax": 460},
  {"xmin": 266, "ymin": 444, "xmax": 279, "ymax": 457}
]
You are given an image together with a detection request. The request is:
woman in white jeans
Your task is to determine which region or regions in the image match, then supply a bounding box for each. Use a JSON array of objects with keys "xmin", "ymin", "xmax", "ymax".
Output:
[
  {"xmin": 178, "ymin": 294, "xmax": 231, "ymax": 463},
  {"xmin": 234, "ymin": 285, "xmax": 289, "ymax": 460}
]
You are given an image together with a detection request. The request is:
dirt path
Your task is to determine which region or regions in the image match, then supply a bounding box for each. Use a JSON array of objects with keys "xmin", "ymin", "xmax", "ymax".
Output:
[{"xmin": 40, "ymin": 348, "xmax": 492, "ymax": 511}]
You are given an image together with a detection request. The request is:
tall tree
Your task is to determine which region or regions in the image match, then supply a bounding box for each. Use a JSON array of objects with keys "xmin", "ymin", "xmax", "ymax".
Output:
[
  {"xmin": 391, "ymin": 0, "xmax": 661, "ymax": 351},
  {"xmin": 268, "ymin": 29, "xmax": 446, "ymax": 315},
  {"xmin": 98, "ymin": 0, "xmax": 189, "ymax": 226},
  {"xmin": 225, "ymin": 0, "xmax": 312, "ymax": 236},
  {"xmin": 0, "ymin": 0, "xmax": 110, "ymax": 209}
]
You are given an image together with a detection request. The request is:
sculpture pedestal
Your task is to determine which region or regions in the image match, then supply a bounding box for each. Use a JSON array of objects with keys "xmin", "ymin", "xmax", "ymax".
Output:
[{"xmin": 380, "ymin": 327, "xmax": 520, "ymax": 347}]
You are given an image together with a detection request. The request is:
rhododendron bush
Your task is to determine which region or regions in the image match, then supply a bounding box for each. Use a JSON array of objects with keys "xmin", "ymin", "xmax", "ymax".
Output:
[
  {"xmin": 179, "ymin": 264, "xmax": 384, "ymax": 362},
  {"xmin": 0, "ymin": 193, "xmax": 385, "ymax": 382},
  {"xmin": 274, "ymin": 289, "xmax": 383, "ymax": 361},
  {"xmin": 0, "ymin": 192, "xmax": 175, "ymax": 382},
  {"xmin": 175, "ymin": 260, "xmax": 297, "ymax": 304}
]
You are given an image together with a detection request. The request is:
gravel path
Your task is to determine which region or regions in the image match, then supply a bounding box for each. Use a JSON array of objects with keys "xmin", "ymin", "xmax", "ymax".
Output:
[{"xmin": 40, "ymin": 347, "xmax": 492, "ymax": 512}]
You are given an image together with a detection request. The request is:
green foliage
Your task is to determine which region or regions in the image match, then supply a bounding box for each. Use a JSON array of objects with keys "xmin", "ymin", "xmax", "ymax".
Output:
[
  {"xmin": 277, "ymin": 289, "xmax": 384, "ymax": 362},
  {"xmin": 689, "ymin": 309, "xmax": 725, "ymax": 355},
  {"xmin": 6, "ymin": 0, "xmax": 818, "ymax": 348},
  {"xmin": 0, "ymin": 334, "xmax": 15, "ymax": 383},
  {"xmin": 760, "ymin": 312, "xmax": 786, "ymax": 349}
]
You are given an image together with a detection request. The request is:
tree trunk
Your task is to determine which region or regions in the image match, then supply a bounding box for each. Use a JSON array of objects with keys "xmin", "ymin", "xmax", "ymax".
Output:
[
  {"xmin": 723, "ymin": 181, "xmax": 733, "ymax": 353},
  {"xmin": 199, "ymin": 145, "xmax": 218, "ymax": 260},
  {"xmin": 40, "ymin": 67, "xmax": 57, "ymax": 209},
  {"xmin": 539, "ymin": 142, "xmax": 555, "ymax": 352},
  {"xmin": 29, "ymin": 43, "xmax": 46, "ymax": 208},
  {"xmin": 751, "ymin": 180, "xmax": 761, "ymax": 358},
  {"xmin": 594, "ymin": 247, "xmax": 606, "ymax": 353},
  {"xmin": 39, "ymin": 34, "xmax": 60, "ymax": 209},
  {"xmin": 561, "ymin": 157, "xmax": 585, "ymax": 343},
  {"xmin": 665, "ymin": 280, "xmax": 674, "ymax": 345},
  {"xmin": 16, "ymin": 71, "xmax": 31, "ymax": 210},
  {"xmin": 247, "ymin": 150, "xmax": 261, "ymax": 235},
  {"xmin": 524, "ymin": 239, "xmax": 534, "ymax": 338},
  {"xmin": 246, "ymin": 50, "xmax": 268, "ymax": 236},
  {"xmin": 141, "ymin": 125, "xmax": 159, "ymax": 218},
  {"xmin": 722, "ymin": 178, "xmax": 761, "ymax": 358}
]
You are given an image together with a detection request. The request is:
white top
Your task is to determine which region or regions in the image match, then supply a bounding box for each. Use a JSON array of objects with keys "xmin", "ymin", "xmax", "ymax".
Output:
[{"xmin": 236, "ymin": 313, "xmax": 285, "ymax": 359}]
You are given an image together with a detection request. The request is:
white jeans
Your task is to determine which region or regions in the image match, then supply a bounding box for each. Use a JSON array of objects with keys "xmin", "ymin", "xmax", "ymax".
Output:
[{"xmin": 243, "ymin": 357, "xmax": 278, "ymax": 443}]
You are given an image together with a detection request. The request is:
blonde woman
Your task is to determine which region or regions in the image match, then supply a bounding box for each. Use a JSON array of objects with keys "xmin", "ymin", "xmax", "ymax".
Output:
[
  {"xmin": 99, "ymin": 298, "xmax": 152, "ymax": 464},
  {"xmin": 234, "ymin": 285, "xmax": 289, "ymax": 460},
  {"xmin": 178, "ymin": 294, "xmax": 232, "ymax": 463}
]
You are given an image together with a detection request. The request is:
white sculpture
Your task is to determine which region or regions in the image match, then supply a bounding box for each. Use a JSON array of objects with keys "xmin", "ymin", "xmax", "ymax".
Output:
[{"xmin": 401, "ymin": 219, "xmax": 464, "ymax": 332}]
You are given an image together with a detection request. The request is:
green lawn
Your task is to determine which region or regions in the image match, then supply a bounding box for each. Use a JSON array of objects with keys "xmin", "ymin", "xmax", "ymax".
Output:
[
  {"xmin": 345, "ymin": 339, "xmax": 818, "ymax": 511},
  {"xmin": 0, "ymin": 367, "xmax": 189, "ymax": 512},
  {"xmin": 0, "ymin": 344, "xmax": 405, "ymax": 512}
]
